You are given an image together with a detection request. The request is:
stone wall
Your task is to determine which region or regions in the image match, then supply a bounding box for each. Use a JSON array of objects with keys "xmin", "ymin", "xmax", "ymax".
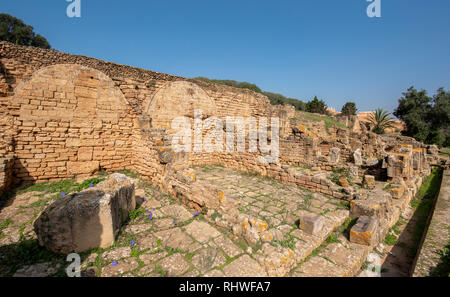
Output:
[
  {"xmin": 0, "ymin": 41, "xmax": 287, "ymax": 188},
  {"xmin": 0, "ymin": 156, "xmax": 14, "ymax": 197},
  {"xmin": 0, "ymin": 41, "xmax": 441, "ymax": 203}
]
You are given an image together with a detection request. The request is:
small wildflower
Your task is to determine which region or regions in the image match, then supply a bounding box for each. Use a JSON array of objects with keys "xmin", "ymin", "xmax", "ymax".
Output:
[
  {"xmin": 174, "ymin": 221, "xmax": 177, "ymax": 225},
  {"xmin": 149, "ymin": 216, "xmax": 153, "ymax": 220},
  {"xmin": 143, "ymin": 197, "xmax": 147, "ymax": 201},
  {"xmin": 89, "ymin": 184, "xmax": 94, "ymax": 188},
  {"xmin": 112, "ymin": 261, "xmax": 117, "ymax": 266},
  {"xmin": 61, "ymin": 193, "xmax": 66, "ymax": 197},
  {"xmin": 130, "ymin": 240, "xmax": 135, "ymax": 246}
]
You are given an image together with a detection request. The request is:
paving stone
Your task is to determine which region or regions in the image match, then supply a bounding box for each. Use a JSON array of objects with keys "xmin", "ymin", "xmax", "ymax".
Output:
[
  {"xmin": 101, "ymin": 257, "xmax": 139, "ymax": 277},
  {"xmin": 160, "ymin": 204, "xmax": 192, "ymax": 222},
  {"xmin": 141, "ymin": 196, "xmax": 161, "ymax": 209},
  {"xmin": 157, "ymin": 253, "xmax": 191, "ymax": 276},
  {"xmin": 140, "ymin": 252, "xmax": 168, "ymax": 265},
  {"xmin": 137, "ymin": 264, "xmax": 156, "ymax": 276},
  {"xmin": 13, "ymin": 262, "xmax": 61, "ymax": 277},
  {"xmin": 102, "ymin": 247, "xmax": 131, "ymax": 261},
  {"xmin": 184, "ymin": 221, "xmax": 221, "ymax": 243},
  {"xmin": 191, "ymin": 247, "xmax": 227, "ymax": 272},
  {"xmin": 318, "ymin": 242, "xmax": 369, "ymax": 276},
  {"xmin": 183, "ymin": 269, "xmax": 200, "ymax": 277},
  {"xmin": 81, "ymin": 253, "xmax": 98, "ymax": 268},
  {"xmin": 152, "ymin": 218, "xmax": 174, "ymax": 230},
  {"xmin": 292, "ymin": 256, "xmax": 341, "ymax": 277},
  {"xmin": 222, "ymin": 255, "xmax": 267, "ymax": 277},
  {"xmin": 154, "ymin": 228, "xmax": 201, "ymax": 252},
  {"xmin": 212, "ymin": 236, "xmax": 243, "ymax": 258},
  {"xmin": 123, "ymin": 223, "xmax": 152, "ymax": 234},
  {"xmin": 203, "ymin": 269, "xmax": 225, "ymax": 277},
  {"xmin": 135, "ymin": 233, "xmax": 158, "ymax": 251},
  {"xmin": 266, "ymin": 205, "xmax": 281, "ymax": 214}
]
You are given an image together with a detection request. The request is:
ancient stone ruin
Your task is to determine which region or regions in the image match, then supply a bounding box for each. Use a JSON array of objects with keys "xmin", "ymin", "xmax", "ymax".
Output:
[{"xmin": 0, "ymin": 41, "xmax": 444, "ymax": 277}]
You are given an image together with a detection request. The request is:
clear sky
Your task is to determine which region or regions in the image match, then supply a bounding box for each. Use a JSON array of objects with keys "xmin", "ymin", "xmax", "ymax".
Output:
[{"xmin": 2, "ymin": 0, "xmax": 450, "ymax": 114}]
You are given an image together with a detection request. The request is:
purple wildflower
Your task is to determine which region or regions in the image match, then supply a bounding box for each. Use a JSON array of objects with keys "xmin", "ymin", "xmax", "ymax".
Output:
[
  {"xmin": 130, "ymin": 240, "xmax": 135, "ymax": 246},
  {"xmin": 89, "ymin": 184, "xmax": 94, "ymax": 188},
  {"xmin": 112, "ymin": 261, "xmax": 117, "ymax": 266},
  {"xmin": 61, "ymin": 193, "xmax": 66, "ymax": 197}
]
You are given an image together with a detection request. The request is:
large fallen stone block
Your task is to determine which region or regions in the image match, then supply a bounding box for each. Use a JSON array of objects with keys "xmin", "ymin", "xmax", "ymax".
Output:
[
  {"xmin": 349, "ymin": 191, "xmax": 392, "ymax": 220},
  {"xmin": 34, "ymin": 173, "xmax": 135, "ymax": 254},
  {"xmin": 299, "ymin": 213, "xmax": 325, "ymax": 235},
  {"xmin": 362, "ymin": 175, "xmax": 375, "ymax": 189},
  {"xmin": 349, "ymin": 216, "xmax": 378, "ymax": 246}
]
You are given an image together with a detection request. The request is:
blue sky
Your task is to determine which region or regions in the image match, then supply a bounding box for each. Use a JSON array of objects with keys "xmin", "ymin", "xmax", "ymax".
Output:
[{"xmin": 2, "ymin": 0, "xmax": 450, "ymax": 114}]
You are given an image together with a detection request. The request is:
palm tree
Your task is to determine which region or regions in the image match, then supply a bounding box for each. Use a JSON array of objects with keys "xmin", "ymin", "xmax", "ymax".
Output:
[{"xmin": 367, "ymin": 108, "xmax": 396, "ymax": 134}]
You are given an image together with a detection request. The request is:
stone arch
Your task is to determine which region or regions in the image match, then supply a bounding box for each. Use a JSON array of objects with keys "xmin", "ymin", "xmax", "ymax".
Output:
[
  {"xmin": 11, "ymin": 64, "xmax": 134, "ymax": 181},
  {"xmin": 144, "ymin": 80, "xmax": 217, "ymax": 131},
  {"xmin": 13, "ymin": 64, "xmax": 129, "ymax": 124}
]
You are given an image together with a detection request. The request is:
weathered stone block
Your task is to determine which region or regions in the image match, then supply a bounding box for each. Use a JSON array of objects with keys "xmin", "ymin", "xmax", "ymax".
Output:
[
  {"xmin": 362, "ymin": 175, "xmax": 375, "ymax": 189},
  {"xmin": 349, "ymin": 191, "xmax": 392, "ymax": 220},
  {"xmin": 299, "ymin": 213, "xmax": 325, "ymax": 235},
  {"xmin": 34, "ymin": 173, "xmax": 135, "ymax": 254},
  {"xmin": 67, "ymin": 161, "xmax": 99, "ymax": 175},
  {"xmin": 329, "ymin": 147, "xmax": 340, "ymax": 164},
  {"xmin": 353, "ymin": 149, "xmax": 362, "ymax": 166},
  {"xmin": 349, "ymin": 165, "xmax": 359, "ymax": 178},
  {"xmin": 349, "ymin": 216, "xmax": 378, "ymax": 246}
]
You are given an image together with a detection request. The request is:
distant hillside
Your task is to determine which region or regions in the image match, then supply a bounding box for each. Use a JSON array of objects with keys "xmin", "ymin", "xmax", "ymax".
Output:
[{"xmin": 193, "ymin": 77, "xmax": 306, "ymax": 111}]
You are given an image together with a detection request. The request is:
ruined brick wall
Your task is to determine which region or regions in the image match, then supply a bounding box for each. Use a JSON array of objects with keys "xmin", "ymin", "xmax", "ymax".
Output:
[
  {"xmin": 0, "ymin": 42, "xmax": 283, "ymax": 186},
  {"xmin": 0, "ymin": 41, "xmax": 439, "ymax": 194}
]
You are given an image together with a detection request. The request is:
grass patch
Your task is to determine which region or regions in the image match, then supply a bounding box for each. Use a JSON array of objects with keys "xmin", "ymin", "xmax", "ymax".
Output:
[
  {"xmin": 17, "ymin": 179, "xmax": 78, "ymax": 195},
  {"xmin": 431, "ymin": 241, "xmax": 450, "ymax": 277},
  {"xmin": 384, "ymin": 233, "xmax": 398, "ymax": 246},
  {"xmin": 408, "ymin": 167, "xmax": 443, "ymax": 259},
  {"xmin": 298, "ymin": 111, "xmax": 348, "ymax": 132},
  {"xmin": 116, "ymin": 169, "xmax": 140, "ymax": 179},
  {"xmin": 274, "ymin": 236, "xmax": 296, "ymax": 250}
]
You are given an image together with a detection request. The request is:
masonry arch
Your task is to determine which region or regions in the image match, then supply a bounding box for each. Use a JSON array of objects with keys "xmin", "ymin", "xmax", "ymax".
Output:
[
  {"xmin": 11, "ymin": 64, "xmax": 135, "ymax": 181},
  {"xmin": 144, "ymin": 80, "xmax": 217, "ymax": 132}
]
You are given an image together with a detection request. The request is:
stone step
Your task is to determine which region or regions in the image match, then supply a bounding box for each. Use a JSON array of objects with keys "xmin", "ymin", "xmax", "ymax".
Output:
[
  {"xmin": 288, "ymin": 209, "xmax": 350, "ymax": 266},
  {"xmin": 291, "ymin": 234, "xmax": 371, "ymax": 276}
]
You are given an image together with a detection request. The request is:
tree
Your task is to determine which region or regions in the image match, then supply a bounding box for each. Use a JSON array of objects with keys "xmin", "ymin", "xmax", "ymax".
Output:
[
  {"xmin": 0, "ymin": 13, "xmax": 50, "ymax": 49},
  {"xmin": 367, "ymin": 108, "xmax": 396, "ymax": 134},
  {"xmin": 394, "ymin": 87, "xmax": 431, "ymax": 143},
  {"xmin": 306, "ymin": 96, "xmax": 327, "ymax": 114},
  {"xmin": 428, "ymin": 88, "xmax": 450, "ymax": 147},
  {"xmin": 341, "ymin": 102, "xmax": 357, "ymax": 116}
]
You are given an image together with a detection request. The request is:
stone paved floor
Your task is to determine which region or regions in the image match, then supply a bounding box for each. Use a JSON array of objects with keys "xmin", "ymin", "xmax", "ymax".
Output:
[{"xmin": 0, "ymin": 166, "xmax": 373, "ymax": 277}]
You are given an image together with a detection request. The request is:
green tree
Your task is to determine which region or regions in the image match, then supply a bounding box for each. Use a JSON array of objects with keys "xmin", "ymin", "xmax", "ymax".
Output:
[
  {"xmin": 341, "ymin": 102, "xmax": 357, "ymax": 116},
  {"xmin": 367, "ymin": 108, "xmax": 396, "ymax": 134},
  {"xmin": 306, "ymin": 96, "xmax": 327, "ymax": 114},
  {"xmin": 0, "ymin": 13, "xmax": 50, "ymax": 49},
  {"xmin": 428, "ymin": 88, "xmax": 450, "ymax": 147},
  {"xmin": 394, "ymin": 87, "xmax": 431, "ymax": 143}
]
